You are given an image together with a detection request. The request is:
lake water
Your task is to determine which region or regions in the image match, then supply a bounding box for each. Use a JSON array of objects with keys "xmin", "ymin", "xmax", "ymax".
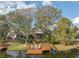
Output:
[{"xmin": 1, "ymin": 49, "xmax": 79, "ymax": 58}]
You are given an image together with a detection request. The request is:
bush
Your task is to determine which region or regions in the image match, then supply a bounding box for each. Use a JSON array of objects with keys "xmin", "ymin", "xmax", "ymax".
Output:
[
  {"xmin": 50, "ymin": 34, "xmax": 56, "ymax": 43},
  {"xmin": 42, "ymin": 35, "xmax": 49, "ymax": 42},
  {"xmin": 42, "ymin": 34, "xmax": 57, "ymax": 44}
]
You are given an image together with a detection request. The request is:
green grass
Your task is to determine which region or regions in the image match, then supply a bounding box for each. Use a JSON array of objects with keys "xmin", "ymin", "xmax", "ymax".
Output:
[{"xmin": 7, "ymin": 42, "xmax": 26, "ymax": 50}]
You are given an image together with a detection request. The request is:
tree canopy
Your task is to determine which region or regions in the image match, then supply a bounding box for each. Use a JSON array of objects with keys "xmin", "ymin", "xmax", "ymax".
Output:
[{"xmin": 0, "ymin": 5, "xmax": 78, "ymax": 44}]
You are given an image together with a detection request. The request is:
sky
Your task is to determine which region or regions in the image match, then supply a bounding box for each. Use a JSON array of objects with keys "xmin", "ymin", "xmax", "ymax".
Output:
[
  {"xmin": 53, "ymin": 1, "xmax": 79, "ymax": 19},
  {"xmin": 26, "ymin": 1, "xmax": 79, "ymax": 20},
  {"xmin": 0, "ymin": 1, "xmax": 79, "ymax": 27},
  {"xmin": 0, "ymin": 1, "xmax": 79, "ymax": 19}
]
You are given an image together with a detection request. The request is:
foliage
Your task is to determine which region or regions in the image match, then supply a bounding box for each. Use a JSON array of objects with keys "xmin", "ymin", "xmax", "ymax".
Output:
[
  {"xmin": 16, "ymin": 32, "xmax": 26, "ymax": 43},
  {"xmin": 0, "ymin": 15, "xmax": 9, "ymax": 40},
  {"xmin": 0, "ymin": 5, "xmax": 78, "ymax": 45},
  {"xmin": 42, "ymin": 34, "xmax": 49, "ymax": 42},
  {"xmin": 50, "ymin": 34, "xmax": 56, "ymax": 43},
  {"xmin": 54, "ymin": 17, "xmax": 78, "ymax": 44},
  {"xmin": 42, "ymin": 33, "xmax": 56, "ymax": 44},
  {"xmin": 6, "ymin": 9, "xmax": 34, "ymax": 43},
  {"xmin": 35, "ymin": 6, "xmax": 61, "ymax": 32}
]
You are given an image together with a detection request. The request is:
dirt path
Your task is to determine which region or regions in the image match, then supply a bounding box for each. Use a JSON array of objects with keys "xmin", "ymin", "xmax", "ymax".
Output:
[{"xmin": 53, "ymin": 43, "xmax": 79, "ymax": 51}]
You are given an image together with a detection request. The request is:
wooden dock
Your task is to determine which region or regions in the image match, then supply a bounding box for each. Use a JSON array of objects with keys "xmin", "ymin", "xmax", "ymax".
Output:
[
  {"xmin": 0, "ymin": 43, "xmax": 7, "ymax": 51},
  {"xmin": 26, "ymin": 43, "xmax": 52, "ymax": 54}
]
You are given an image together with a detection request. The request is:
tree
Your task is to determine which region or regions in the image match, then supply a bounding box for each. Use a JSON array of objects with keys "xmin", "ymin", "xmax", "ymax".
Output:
[
  {"xmin": 33, "ymin": 6, "xmax": 61, "ymax": 43},
  {"xmin": 0, "ymin": 16, "xmax": 9, "ymax": 41},
  {"xmin": 54, "ymin": 17, "xmax": 78, "ymax": 45},
  {"xmin": 35, "ymin": 5, "xmax": 61, "ymax": 32},
  {"xmin": 6, "ymin": 8, "xmax": 35, "ymax": 43}
]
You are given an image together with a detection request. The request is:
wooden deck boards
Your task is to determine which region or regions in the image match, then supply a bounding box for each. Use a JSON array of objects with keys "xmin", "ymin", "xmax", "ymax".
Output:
[
  {"xmin": 26, "ymin": 49, "xmax": 42, "ymax": 54},
  {"xmin": 26, "ymin": 43, "xmax": 52, "ymax": 54},
  {"xmin": 0, "ymin": 44, "xmax": 7, "ymax": 50}
]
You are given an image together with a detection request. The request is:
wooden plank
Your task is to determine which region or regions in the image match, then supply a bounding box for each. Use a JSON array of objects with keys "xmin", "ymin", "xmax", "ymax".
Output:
[
  {"xmin": 26, "ymin": 49, "xmax": 42, "ymax": 54},
  {"xmin": 26, "ymin": 43, "xmax": 52, "ymax": 54},
  {"xmin": 0, "ymin": 44, "xmax": 7, "ymax": 50}
]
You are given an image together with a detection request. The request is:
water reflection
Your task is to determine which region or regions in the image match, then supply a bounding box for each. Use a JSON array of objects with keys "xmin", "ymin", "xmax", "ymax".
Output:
[
  {"xmin": 6, "ymin": 50, "xmax": 26, "ymax": 58},
  {"xmin": 6, "ymin": 50, "xmax": 52, "ymax": 58},
  {"xmin": 1, "ymin": 49, "xmax": 79, "ymax": 58}
]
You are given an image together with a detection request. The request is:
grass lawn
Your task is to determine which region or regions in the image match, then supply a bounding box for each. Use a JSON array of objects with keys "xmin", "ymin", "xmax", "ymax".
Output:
[
  {"xmin": 53, "ymin": 43, "xmax": 79, "ymax": 51},
  {"xmin": 7, "ymin": 42, "xmax": 26, "ymax": 50},
  {"xmin": 7, "ymin": 42, "xmax": 79, "ymax": 51}
]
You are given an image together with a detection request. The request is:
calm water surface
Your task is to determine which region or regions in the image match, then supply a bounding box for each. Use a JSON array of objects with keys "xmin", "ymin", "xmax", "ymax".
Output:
[{"xmin": 1, "ymin": 49, "xmax": 79, "ymax": 58}]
